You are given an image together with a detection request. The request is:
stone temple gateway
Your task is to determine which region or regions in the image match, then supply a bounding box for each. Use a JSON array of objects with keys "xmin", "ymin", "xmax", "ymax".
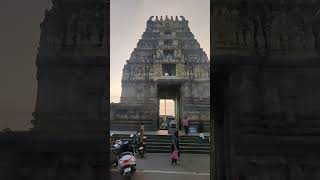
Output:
[{"xmin": 111, "ymin": 15, "xmax": 210, "ymax": 131}]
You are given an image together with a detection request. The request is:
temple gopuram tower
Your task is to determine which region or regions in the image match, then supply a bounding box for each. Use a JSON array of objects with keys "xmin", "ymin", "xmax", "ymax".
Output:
[
  {"xmin": 111, "ymin": 15, "xmax": 210, "ymax": 131},
  {"xmin": 31, "ymin": 0, "xmax": 108, "ymax": 133}
]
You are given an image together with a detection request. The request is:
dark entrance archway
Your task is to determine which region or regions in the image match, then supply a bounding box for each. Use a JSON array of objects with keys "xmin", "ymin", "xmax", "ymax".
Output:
[{"xmin": 157, "ymin": 83, "xmax": 182, "ymax": 130}]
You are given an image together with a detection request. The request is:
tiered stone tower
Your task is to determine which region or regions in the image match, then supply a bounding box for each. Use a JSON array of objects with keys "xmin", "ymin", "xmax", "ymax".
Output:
[
  {"xmin": 31, "ymin": 0, "xmax": 108, "ymax": 133},
  {"xmin": 0, "ymin": 1, "xmax": 109, "ymax": 179},
  {"xmin": 111, "ymin": 15, "xmax": 210, "ymax": 131}
]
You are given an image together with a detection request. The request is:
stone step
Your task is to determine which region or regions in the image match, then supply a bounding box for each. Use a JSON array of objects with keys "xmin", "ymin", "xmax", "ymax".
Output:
[
  {"xmin": 150, "ymin": 149, "xmax": 209, "ymax": 154},
  {"xmin": 111, "ymin": 121, "xmax": 153, "ymax": 125},
  {"xmin": 147, "ymin": 147, "xmax": 210, "ymax": 151},
  {"xmin": 146, "ymin": 145, "xmax": 210, "ymax": 150},
  {"xmin": 110, "ymin": 125, "xmax": 155, "ymax": 131},
  {"xmin": 119, "ymin": 138, "xmax": 209, "ymax": 144},
  {"xmin": 114, "ymin": 135, "xmax": 210, "ymax": 142},
  {"xmin": 114, "ymin": 134, "xmax": 209, "ymax": 139},
  {"xmin": 147, "ymin": 149, "xmax": 210, "ymax": 154},
  {"xmin": 147, "ymin": 136, "xmax": 208, "ymax": 140},
  {"xmin": 112, "ymin": 134, "xmax": 210, "ymax": 154},
  {"xmin": 146, "ymin": 138, "xmax": 209, "ymax": 142},
  {"xmin": 147, "ymin": 142, "xmax": 210, "ymax": 147}
]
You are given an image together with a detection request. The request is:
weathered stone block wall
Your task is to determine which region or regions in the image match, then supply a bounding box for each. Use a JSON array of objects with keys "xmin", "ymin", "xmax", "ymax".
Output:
[
  {"xmin": 181, "ymin": 81, "xmax": 210, "ymax": 131},
  {"xmin": 214, "ymin": 57, "xmax": 320, "ymax": 180},
  {"xmin": 212, "ymin": 1, "xmax": 320, "ymax": 179},
  {"xmin": 120, "ymin": 81, "xmax": 158, "ymax": 104},
  {"xmin": 32, "ymin": 57, "xmax": 107, "ymax": 132},
  {"xmin": 110, "ymin": 103, "xmax": 159, "ymax": 130}
]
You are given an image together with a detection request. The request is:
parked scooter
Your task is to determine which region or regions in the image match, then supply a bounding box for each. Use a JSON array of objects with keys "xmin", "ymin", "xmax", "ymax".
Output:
[{"xmin": 117, "ymin": 141, "xmax": 136, "ymax": 176}]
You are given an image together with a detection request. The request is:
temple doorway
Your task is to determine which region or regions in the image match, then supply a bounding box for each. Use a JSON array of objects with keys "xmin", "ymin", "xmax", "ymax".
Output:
[
  {"xmin": 157, "ymin": 84, "xmax": 182, "ymax": 130},
  {"xmin": 159, "ymin": 99, "xmax": 175, "ymax": 130}
]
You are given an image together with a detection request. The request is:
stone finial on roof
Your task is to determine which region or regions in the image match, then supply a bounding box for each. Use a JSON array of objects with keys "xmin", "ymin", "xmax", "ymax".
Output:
[
  {"xmin": 156, "ymin": 16, "xmax": 159, "ymax": 21},
  {"xmin": 160, "ymin": 16, "xmax": 163, "ymax": 21},
  {"xmin": 165, "ymin": 15, "xmax": 169, "ymax": 20},
  {"xmin": 171, "ymin": 16, "xmax": 174, "ymax": 21},
  {"xmin": 148, "ymin": 16, "xmax": 154, "ymax": 21},
  {"xmin": 180, "ymin": 16, "xmax": 185, "ymax": 21},
  {"xmin": 175, "ymin": 16, "xmax": 178, "ymax": 21}
]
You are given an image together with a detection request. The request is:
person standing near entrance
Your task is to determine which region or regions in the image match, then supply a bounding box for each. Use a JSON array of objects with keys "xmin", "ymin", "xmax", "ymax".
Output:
[
  {"xmin": 182, "ymin": 116, "xmax": 189, "ymax": 135},
  {"xmin": 138, "ymin": 128, "xmax": 146, "ymax": 152},
  {"xmin": 140, "ymin": 122, "xmax": 144, "ymax": 134},
  {"xmin": 171, "ymin": 130, "xmax": 180, "ymax": 165}
]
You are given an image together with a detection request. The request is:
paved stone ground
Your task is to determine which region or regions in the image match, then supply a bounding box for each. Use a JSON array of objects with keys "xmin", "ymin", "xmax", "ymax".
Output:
[{"xmin": 110, "ymin": 153, "xmax": 210, "ymax": 180}]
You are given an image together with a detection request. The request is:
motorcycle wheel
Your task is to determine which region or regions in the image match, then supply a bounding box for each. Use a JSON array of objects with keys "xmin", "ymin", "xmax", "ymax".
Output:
[
  {"xmin": 123, "ymin": 171, "xmax": 133, "ymax": 180},
  {"xmin": 139, "ymin": 151, "xmax": 144, "ymax": 158}
]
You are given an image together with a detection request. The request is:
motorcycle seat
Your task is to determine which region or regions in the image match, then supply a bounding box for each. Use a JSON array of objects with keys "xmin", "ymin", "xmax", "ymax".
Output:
[{"xmin": 120, "ymin": 152, "xmax": 133, "ymax": 157}]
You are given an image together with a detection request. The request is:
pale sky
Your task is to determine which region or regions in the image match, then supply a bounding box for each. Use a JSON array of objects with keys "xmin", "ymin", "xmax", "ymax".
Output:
[
  {"xmin": 0, "ymin": 0, "xmax": 51, "ymax": 130},
  {"xmin": 110, "ymin": 0, "xmax": 210, "ymax": 103}
]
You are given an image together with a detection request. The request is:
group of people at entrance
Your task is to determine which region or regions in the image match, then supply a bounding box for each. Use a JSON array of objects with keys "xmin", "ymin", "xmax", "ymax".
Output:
[
  {"xmin": 168, "ymin": 116, "xmax": 189, "ymax": 135},
  {"xmin": 137, "ymin": 117, "xmax": 189, "ymax": 166}
]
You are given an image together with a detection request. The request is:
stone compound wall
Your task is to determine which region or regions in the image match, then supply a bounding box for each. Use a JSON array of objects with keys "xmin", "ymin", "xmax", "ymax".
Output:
[{"xmin": 110, "ymin": 103, "xmax": 159, "ymax": 131}]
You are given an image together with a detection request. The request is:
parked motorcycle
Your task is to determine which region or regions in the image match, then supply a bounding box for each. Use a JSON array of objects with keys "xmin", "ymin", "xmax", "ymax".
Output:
[
  {"xmin": 110, "ymin": 133, "xmax": 123, "ymax": 167},
  {"xmin": 198, "ymin": 133, "xmax": 209, "ymax": 143},
  {"xmin": 130, "ymin": 133, "xmax": 147, "ymax": 158},
  {"xmin": 137, "ymin": 142, "xmax": 145, "ymax": 158}
]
